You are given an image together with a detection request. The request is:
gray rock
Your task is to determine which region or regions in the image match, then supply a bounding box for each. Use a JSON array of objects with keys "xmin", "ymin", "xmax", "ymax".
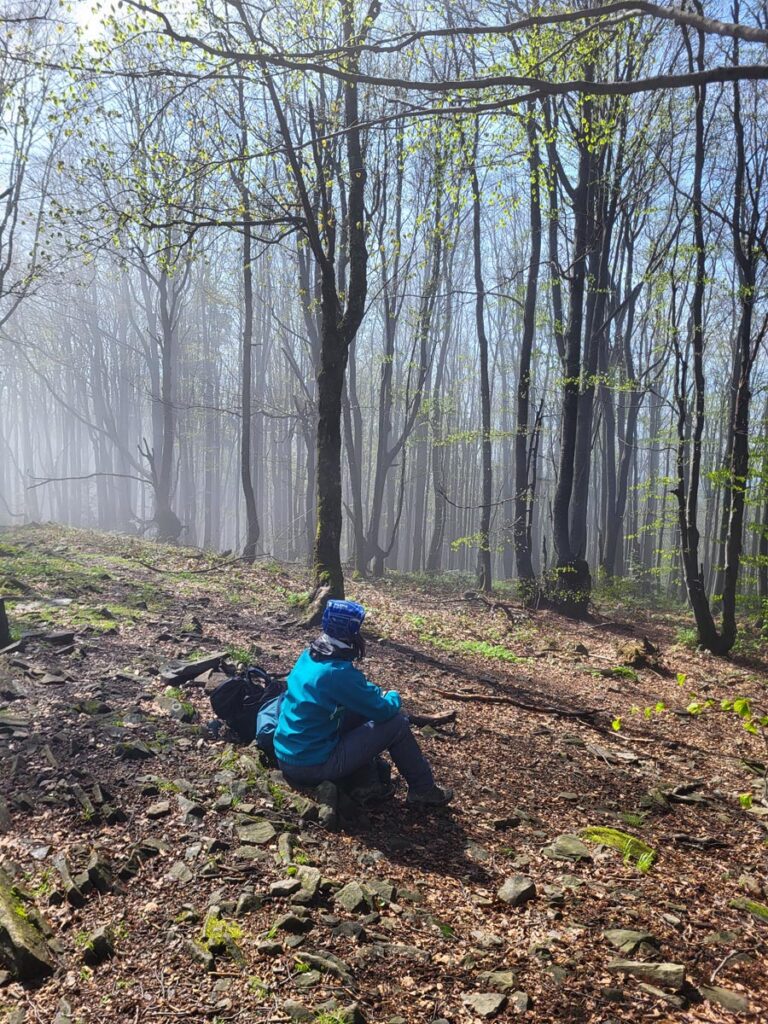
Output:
[
  {"xmin": 334, "ymin": 881, "xmax": 370, "ymax": 914},
  {"xmin": 53, "ymin": 998, "xmax": 72, "ymax": 1024},
  {"xmin": 0, "ymin": 867, "xmax": 56, "ymax": 980},
  {"xmin": 292, "ymin": 866, "xmax": 322, "ymax": 902},
  {"xmin": 277, "ymin": 832, "xmax": 296, "ymax": 864},
  {"xmin": 235, "ymin": 891, "xmax": 262, "ymax": 917},
  {"xmin": 294, "ymin": 968, "xmax": 322, "ymax": 989},
  {"xmin": 298, "ymin": 950, "xmax": 351, "ymax": 978},
  {"xmin": 397, "ymin": 888, "xmax": 423, "ymax": 903},
  {"xmin": 81, "ymin": 925, "xmax": 115, "ymax": 965},
  {"xmin": 177, "ymin": 795, "xmax": 205, "ymax": 820},
  {"xmin": 184, "ymin": 938, "xmax": 214, "ymax": 971},
  {"xmin": 465, "ymin": 841, "xmax": 491, "ymax": 862},
  {"xmin": 114, "ymin": 740, "xmax": 154, "ymax": 760},
  {"xmin": 275, "ymin": 914, "xmax": 314, "ymax": 935},
  {"xmin": 543, "ymin": 884, "xmax": 565, "ymax": 906},
  {"xmin": 270, "ymin": 879, "xmax": 302, "ymax": 898},
  {"xmin": 470, "ymin": 928, "xmax": 504, "ymax": 949},
  {"xmin": 365, "ymin": 878, "xmax": 397, "ymax": 904},
  {"xmin": 461, "ymin": 992, "xmax": 507, "ymax": 1018},
  {"xmin": 704, "ymin": 929, "xmax": 741, "ymax": 946},
  {"xmin": 636, "ymin": 982, "xmax": 687, "ymax": 1008},
  {"xmin": 232, "ymin": 846, "xmax": 268, "ymax": 863},
  {"xmin": 698, "ymin": 985, "xmax": 749, "ymax": 1013},
  {"xmin": 604, "ymin": 928, "xmax": 658, "ymax": 955},
  {"xmin": 257, "ymin": 941, "xmax": 282, "ymax": 956},
  {"xmin": 237, "ymin": 820, "xmax": 277, "ymax": 846},
  {"xmin": 52, "ymin": 856, "xmax": 85, "ymax": 908},
  {"xmin": 560, "ymin": 874, "xmax": 584, "ymax": 890},
  {"xmin": 332, "ymin": 921, "xmax": 366, "ymax": 942},
  {"xmin": 169, "ymin": 861, "xmax": 194, "ymax": 883},
  {"xmin": 509, "ymin": 991, "xmax": 531, "ymax": 1013},
  {"xmin": 146, "ymin": 800, "xmax": 171, "ymax": 819},
  {"xmin": 498, "ymin": 875, "xmax": 537, "ymax": 907},
  {"xmin": 607, "ymin": 959, "xmax": 686, "ymax": 992},
  {"xmin": 314, "ymin": 780, "xmax": 338, "ymax": 809},
  {"xmin": 541, "ymin": 835, "xmax": 592, "ymax": 862},
  {"xmin": 284, "ymin": 1000, "xmax": 313, "ymax": 1021},
  {"xmin": 335, "ymin": 1005, "xmax": 367, "ymax": 1024},
  {"xmin": 546, "ymin": 965, "xmax": 569, "ymax": 986},
  {"xmin": 477, "ymin": 970, "xmax": 519, "ymax": 994},
  {"xmin": 291, "ymin": 794, "xmax": 318, "ymax": 821}
]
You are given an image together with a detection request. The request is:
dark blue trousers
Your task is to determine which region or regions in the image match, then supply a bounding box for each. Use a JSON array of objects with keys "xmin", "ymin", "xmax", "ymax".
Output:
[{"xmin": 278, "ymin": 712, "xmax": 434, "ymax": 794}]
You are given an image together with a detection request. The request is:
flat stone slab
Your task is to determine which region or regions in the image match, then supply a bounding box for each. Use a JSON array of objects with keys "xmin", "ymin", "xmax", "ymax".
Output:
[
  {"xmin": 604, "ymin": 928, "xmax": 658, "ymax": 955},
  {"xmin": 146, "ymin": 801, "xmax": 171, "ymax": 819},
  {"xmin": 698, "ymin": 984, "xmax": 749, "ymax": 1013},
  {"xmin": 461, "ymin": 992, "xmax": 507, "ymax": 1018},
  {"xmin": 114, "ymin": 741, "xmax": 155, "ymax": 761},
  {"xmin": 236, "ymin": 820, "xmax": 277, "ymax": 845},
  {"xmin": 541, "ymin": 834, "xmax": 592, "ymax": 862},
  {"xmin": 160, "ymin": 651, "xmax": 228, "ymax": 686},
  {"xmin": 476, "ymin": 970, "xmax": 519, "ymax": 994},
  {"xmin": 607, "ymin": 959, "xmax": 686, "ymax": 992}
]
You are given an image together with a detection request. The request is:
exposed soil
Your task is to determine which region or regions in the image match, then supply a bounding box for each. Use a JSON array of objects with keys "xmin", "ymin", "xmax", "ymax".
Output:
[{"xmin": 0, "ymin": 524, "xmax": 766, "ymax": 1023}]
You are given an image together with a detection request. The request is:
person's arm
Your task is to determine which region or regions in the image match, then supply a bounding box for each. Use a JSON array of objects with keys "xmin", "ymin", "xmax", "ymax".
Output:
[{"xmin": 328, "ymin": 664, "xmax": 401, "ymax": 722}]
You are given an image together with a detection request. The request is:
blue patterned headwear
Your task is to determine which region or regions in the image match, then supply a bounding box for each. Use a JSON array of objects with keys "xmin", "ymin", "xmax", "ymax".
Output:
[{"xmin": 321, "ymin": 600, "xmax": 366, "ymax": 642}]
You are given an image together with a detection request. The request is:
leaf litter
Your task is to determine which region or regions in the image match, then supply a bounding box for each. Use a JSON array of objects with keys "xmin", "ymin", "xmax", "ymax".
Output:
[{"xmin": 0, "ymin": 524, "xmax": 765, "ymax": 1022}]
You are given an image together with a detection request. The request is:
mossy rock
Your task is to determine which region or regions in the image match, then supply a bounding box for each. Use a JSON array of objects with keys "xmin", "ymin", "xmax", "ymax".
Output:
[
  {"xmin": 0, "ymin": 867, "xmax": 57, "ymax": 980},
  {"xmin": 200, "ymin": 909, "xmax": 244, "ymax": 960},
  {"xmin": 730, "ymin": 897, "xmax": 768, "ymax": 923}
]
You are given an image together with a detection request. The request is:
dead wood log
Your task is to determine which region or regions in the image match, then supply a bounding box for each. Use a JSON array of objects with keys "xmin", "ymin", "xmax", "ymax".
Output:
[
  {"xmin": 462, "ymin": 590, "xmax": 526, "ymax": 622},
  {"xmin": 374, "ymin": 638, "xmax": 601, "ymax": 723},
  {"xmin": 433, "ymin": 688, "xmax": 598, "ymax": 719}
]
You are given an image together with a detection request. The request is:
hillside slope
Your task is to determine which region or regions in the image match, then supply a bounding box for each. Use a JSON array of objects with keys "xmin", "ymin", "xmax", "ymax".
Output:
[{"xmin": 0, "ymin": 525, "xmax": 766, "ymax": 1022}]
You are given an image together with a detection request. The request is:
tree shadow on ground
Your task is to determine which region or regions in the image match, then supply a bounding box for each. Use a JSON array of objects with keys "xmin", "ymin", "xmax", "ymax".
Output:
[{"xmin": 350, "ymin": 798, "xmax": 492, "ymax": 885}]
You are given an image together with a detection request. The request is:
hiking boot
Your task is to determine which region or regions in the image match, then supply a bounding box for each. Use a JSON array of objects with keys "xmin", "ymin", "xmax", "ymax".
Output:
[
  {"xmin": 406, "ymin": 784, "xmax": 454, "ymax": 807},
  {"xmin": 349, "ymin": 781, "xmax": 397, "ymax": 805}
]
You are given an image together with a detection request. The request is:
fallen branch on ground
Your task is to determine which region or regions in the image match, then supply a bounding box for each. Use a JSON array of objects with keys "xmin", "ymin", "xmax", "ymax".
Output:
[
  {"xmin": 136, "ymin": 557, "xmax": 247, "ymax": 575},
  {"xmin": 377, "ymin": 636, "xmax": 601, "ymax": 722},
  {"xmin": 433, "ymin": 688, "xmax": 599, "ymax": 719}
]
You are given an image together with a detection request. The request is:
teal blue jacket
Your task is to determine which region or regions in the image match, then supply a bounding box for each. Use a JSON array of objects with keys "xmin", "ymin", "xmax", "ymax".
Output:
[{"xmin": 273, "ymin": 650, "xmax": 401, "ymax": 766}]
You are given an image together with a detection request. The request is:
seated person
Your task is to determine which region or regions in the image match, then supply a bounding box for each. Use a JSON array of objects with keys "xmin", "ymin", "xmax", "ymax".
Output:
[{"xmin": 273, "ymin": 600, "xmax": 453, "ymax": 807}]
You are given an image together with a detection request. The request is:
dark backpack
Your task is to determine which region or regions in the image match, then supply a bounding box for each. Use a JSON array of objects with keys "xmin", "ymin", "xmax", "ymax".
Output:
[{"xmin": 209, "ymin": 666, "xmax": 284, "ymax": 744}]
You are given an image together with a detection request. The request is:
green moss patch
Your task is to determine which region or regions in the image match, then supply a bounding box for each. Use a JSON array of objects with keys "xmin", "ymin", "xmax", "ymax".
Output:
[
  {"xmin": 581, "ymin": 826, "xmax": 657, "ymax": 872},
  {"xmin": 730, "ymin": 897, "xmax": 768, "ymax": 923}
]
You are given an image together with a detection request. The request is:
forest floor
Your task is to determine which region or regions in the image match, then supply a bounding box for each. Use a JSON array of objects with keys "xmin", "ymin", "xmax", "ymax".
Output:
[{"xmin": 0, "ymin": 524, "xmax": 767, "ymax": 1024}]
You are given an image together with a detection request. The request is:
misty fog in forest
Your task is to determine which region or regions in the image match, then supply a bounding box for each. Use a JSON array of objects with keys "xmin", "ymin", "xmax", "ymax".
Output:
[{"xmin": 3, "ymin": 0, "xmax": 768, "ymax": 652}]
